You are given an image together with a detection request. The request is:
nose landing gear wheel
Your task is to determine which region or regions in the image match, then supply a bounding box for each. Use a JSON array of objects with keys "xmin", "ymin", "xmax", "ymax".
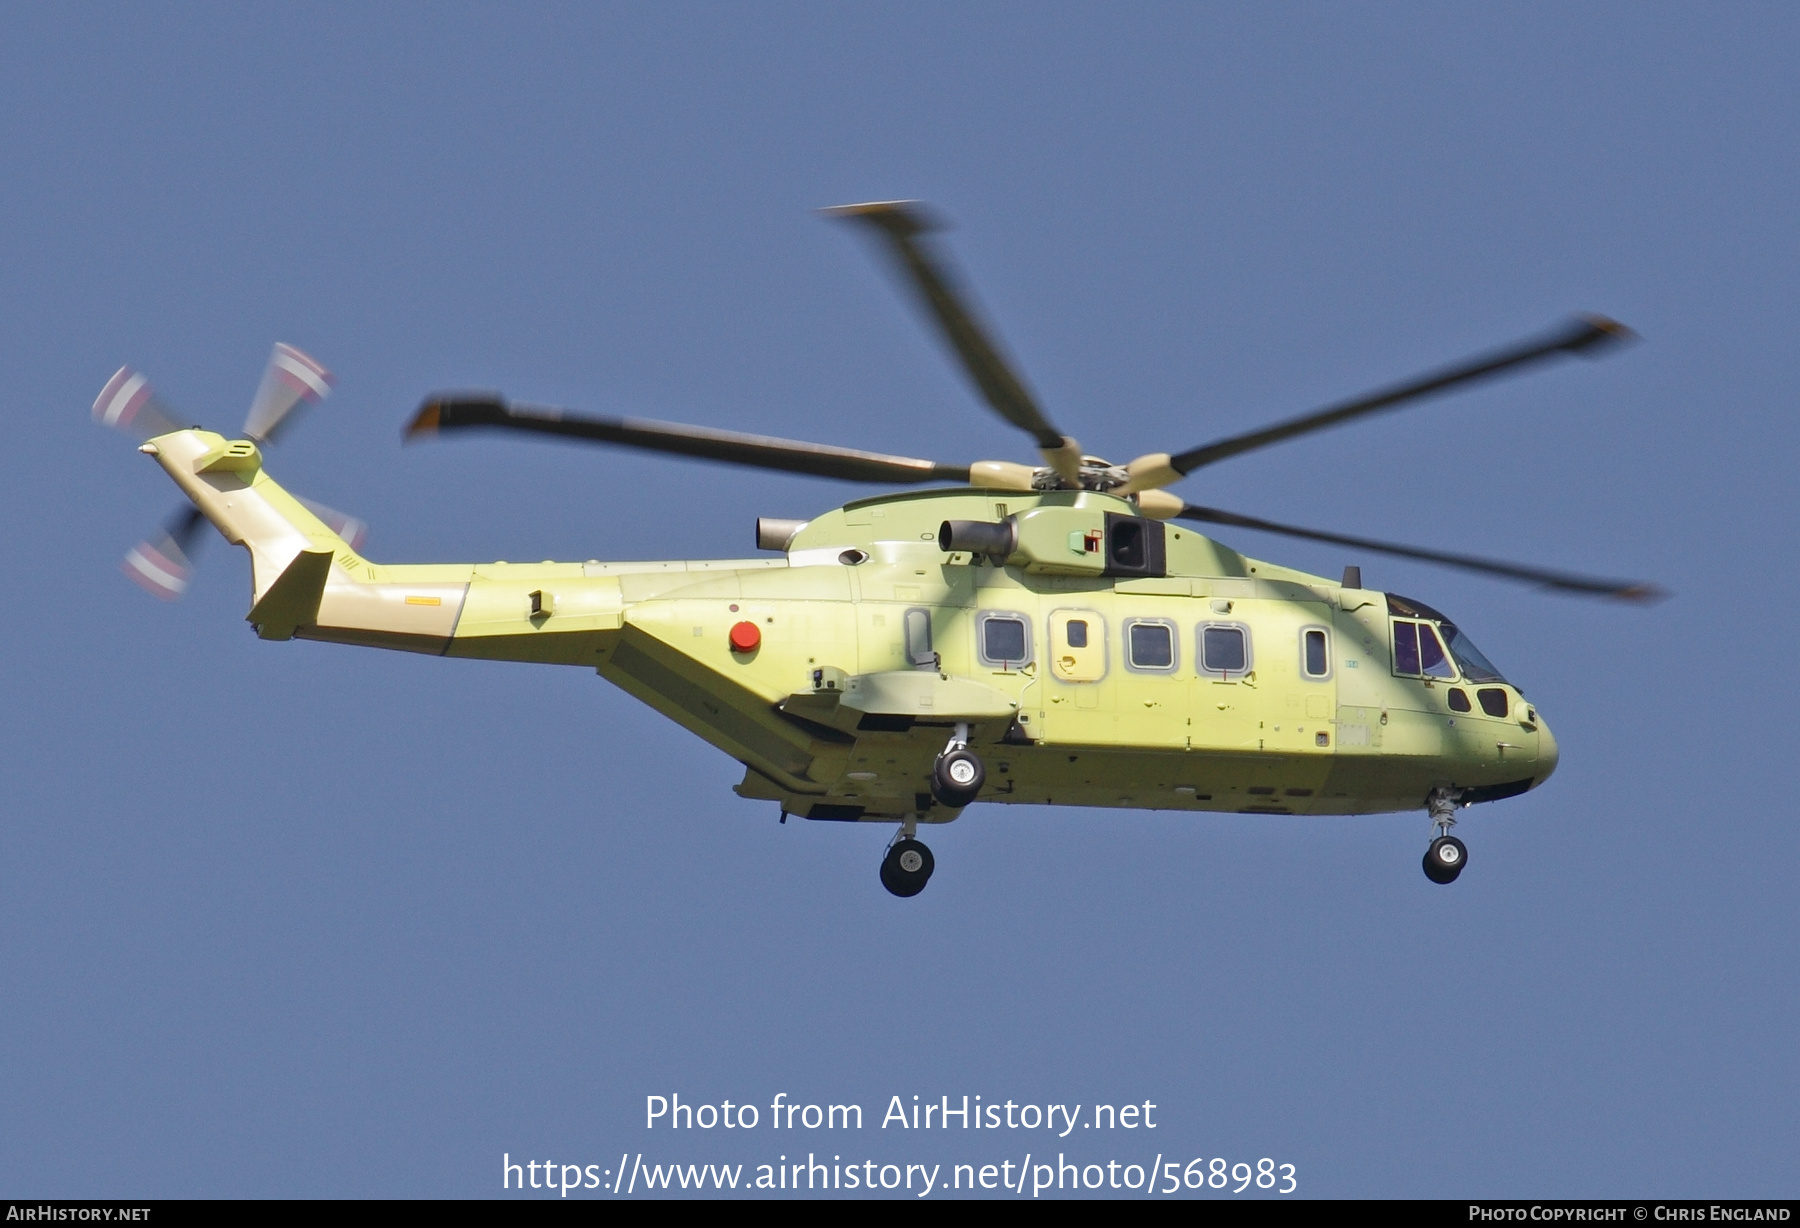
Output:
[
  {"xmin": 1423, "ymin": 835, "xmax": 1467, "ymax": 884},
  {"xmin": 880, "ymin": 838, "xmax": 935, "ymax": 897},
  {"xmin": 931, "ymin": 748, "xmax": 985, "ymax": 809}
]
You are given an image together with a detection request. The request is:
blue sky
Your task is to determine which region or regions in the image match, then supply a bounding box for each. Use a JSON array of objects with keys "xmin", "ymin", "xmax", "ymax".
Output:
[{"xmin": 2, "ymin": 3, "xmax": 1795, "ymax": 1198}]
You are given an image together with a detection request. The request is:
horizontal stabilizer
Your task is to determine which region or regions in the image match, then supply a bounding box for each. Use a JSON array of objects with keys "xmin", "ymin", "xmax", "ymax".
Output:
[{"xmin": 246, "ymin": 548, "xmax": 333, "ymax": 640}]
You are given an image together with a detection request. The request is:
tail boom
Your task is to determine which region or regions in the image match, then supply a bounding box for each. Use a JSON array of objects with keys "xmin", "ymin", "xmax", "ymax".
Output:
[{"xmin": 142, "ymin": 428, "xmax": 470, "ymax": 648}]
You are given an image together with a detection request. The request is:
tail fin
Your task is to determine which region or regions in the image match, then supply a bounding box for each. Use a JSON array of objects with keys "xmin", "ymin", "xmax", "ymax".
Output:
[{"xmin": 139, "ymin": 428, "xmax": 363, "ymax": 621}]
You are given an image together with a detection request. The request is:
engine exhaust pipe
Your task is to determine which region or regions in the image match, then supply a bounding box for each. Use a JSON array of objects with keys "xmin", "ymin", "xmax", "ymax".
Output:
[
  {"xmin": 756, "ymin": 518, "xmax": 809, "ymax": 551},
  {"xmin": 938, "ymin": 518, "xmax": 1017, "ymax": 559}
]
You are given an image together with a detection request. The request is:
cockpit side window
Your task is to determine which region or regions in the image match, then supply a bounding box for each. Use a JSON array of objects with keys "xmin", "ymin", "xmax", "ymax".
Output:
[
  {"xmin": 1418, "ymin": 622, "xmax": 1455, "ymax": 679},
  {"xmin": 1393, "ymin": 619, "xmax": 1456, "ymax": 679},
  {"xmin": 1388, "ymin": 596, "xmax": 1508, "ymax": 684},
  {"xmin": 1393, "ymin": 621, "xmax": 1421, "ymax": 675}
]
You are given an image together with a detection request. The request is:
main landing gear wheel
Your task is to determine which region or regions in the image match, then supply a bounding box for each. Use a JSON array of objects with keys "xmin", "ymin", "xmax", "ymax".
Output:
[
  {"xmin": 880, "ymin": 838, "xmax": 935, "ymax": 897},
  {"xmin": 931, "ymin": 748, "xmax": 985, "ymax": 809},
  {"xmin": 1423, "ymin": 835, "xmax": 1467, "ymax": 884}
]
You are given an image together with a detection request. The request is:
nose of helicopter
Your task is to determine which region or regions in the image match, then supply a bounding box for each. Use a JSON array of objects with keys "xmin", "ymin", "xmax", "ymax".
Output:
[{"xmin": 1534, "ymin": 711, "xmax": 1560, "ymax": 783}]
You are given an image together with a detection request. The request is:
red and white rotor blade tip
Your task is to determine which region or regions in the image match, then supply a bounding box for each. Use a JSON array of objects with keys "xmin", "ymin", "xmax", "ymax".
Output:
[
  {"xmin": 122, "ymin": 507, "xmax": 206, "ymax": 600},
  {"xmin": 122, "ymin": 530, "xmax": 194, "ymax": 599},
  {"xmin": 243, "ymin": 343, "xmax": 335, "ymax": 444},
  {"xmin": 296, "ymin": 496, "xmax": 368, "ymax": 551},
  {"xmin": 93, "ymin": 366, "xmax": 183, "ymax": 440}
]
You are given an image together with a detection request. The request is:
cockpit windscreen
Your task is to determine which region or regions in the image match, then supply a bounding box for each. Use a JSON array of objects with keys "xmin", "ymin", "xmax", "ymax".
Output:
[{"xmin": 1388, "ymin": 594, "xmax": 1507, "ymax": 684}]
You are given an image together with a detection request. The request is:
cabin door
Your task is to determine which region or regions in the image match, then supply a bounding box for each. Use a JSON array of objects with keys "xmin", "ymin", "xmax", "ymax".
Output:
[{"xmin": 1039, "ymin": 607, "xmax": 1111, "ymax": 740}]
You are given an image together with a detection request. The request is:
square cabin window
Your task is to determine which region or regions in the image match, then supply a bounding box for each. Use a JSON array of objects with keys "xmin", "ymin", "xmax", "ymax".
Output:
[
  {"xmin": 977, "ymin": 612, "xmax": 1032, "ymax": 669},
  {"xmin": 1065, "ymin": 619, "xmax": 1089, "ymax": 649},
  {"xmin": 1125, "ymin": 619, "xmax": 1177, "ymax": 671},
  {"xmin": 1200, "ymin": 623, "xmax": 1251, "ymax": 677}
]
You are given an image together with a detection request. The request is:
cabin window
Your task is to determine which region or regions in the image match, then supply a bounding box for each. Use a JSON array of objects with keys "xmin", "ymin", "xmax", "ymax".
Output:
[
  {"xmin": 903, "ymin": 607, "xmax": 935, "ymax": 670},
  {"xmin": 1478, "ymin": 687, "xmax": 1511, "ymax": 718},
  {"xmin": 976, "ymin": 611, "xmax": 1032, "ymax": 670},
  {"xmin": 985, "ymin": 618, "xmax": 1026, "ymax": 663},
  {"xmin": 1393, "ymin": 619, "xmax": 1456, "ymax": 680},
  {"xmin": 1125, "ymin": 619, "xmax": 1177, "ymax": 672},
  {"xmin": 1199, "ymin": 623, "xmax": 1251, "ymax": 677},
  {"xmin": 1448, "ymin": 687, "xmax": 1472, "ymax": 712},
  {"xmin": 1065, "ymin": 619, "xmax": 1088, "ymax": 648},
  {"xmin": 1302, "ymin": 627, "xmax": 1330, "ymax": 678}
]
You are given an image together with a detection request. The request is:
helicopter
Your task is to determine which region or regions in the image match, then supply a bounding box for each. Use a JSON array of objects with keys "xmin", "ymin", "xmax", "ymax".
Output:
[{"xmin": 97, "ymin": 201, "xmax": 1658, "ymax": 897}]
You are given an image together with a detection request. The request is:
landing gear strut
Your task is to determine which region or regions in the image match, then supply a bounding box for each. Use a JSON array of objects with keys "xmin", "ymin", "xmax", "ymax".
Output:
[
  {"xmin": 883, "ymin": 726, "xmax": 983, "ymax": 897},
  {"xmin": 1422, "ymin": 787, "xmax": 1467, "ymax": 884},
  {"xmin": 881, "ymin": 819, "xmax": 935, "ymax": 897},
  {"xmin": 931, "ymin": 722, "xmax": 985, "ymax": 809}
]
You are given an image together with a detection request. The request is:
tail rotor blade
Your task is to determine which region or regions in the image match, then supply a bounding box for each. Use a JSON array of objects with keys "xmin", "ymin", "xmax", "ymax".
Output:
[
  {"xmin": 122, "ymin": 506, "xmax": 205, "ymax": 600},
  {"xmin": 93, "ymin": 366, "xmax": 184, "ymax": 440},
  {"xmin": 295, "ymin": 495, "xmax": 368, "ymax": 551},
  {"xmin": 243, "ymin": 343, "xmax": 335, "ymax": 444}
]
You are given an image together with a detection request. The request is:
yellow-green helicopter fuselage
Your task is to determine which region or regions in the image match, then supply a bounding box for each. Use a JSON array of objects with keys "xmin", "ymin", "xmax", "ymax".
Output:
[{"xmin": 144, "ymin": 427, "xmax": 1553, "ymax": 828}]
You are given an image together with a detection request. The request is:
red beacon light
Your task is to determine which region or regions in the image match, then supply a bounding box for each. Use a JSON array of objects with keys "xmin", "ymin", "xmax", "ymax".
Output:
[{"xmin": 729, "ymin": 621, "xmax": 761, "ymax": 653}]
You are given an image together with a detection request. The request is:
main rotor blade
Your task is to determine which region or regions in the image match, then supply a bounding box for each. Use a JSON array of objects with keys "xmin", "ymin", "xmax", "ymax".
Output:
[
  {"xmin": 243, "ymin": 343, "xmax": 335, "ymax": 444},
  {"xmin": 1173, "ymin": 503, "xmax": 1664, "ymax": 602},
  {"xmin": 406, "ymin": 395, "xmax": 972, "ymax": 486},
  {"xmin": 1167, "ymin": 315, "xmax": 1634, "ymax": 476},
  {"xmin": 822, "ymin": 201, "xmax": 1080, "ymax": 477}
]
